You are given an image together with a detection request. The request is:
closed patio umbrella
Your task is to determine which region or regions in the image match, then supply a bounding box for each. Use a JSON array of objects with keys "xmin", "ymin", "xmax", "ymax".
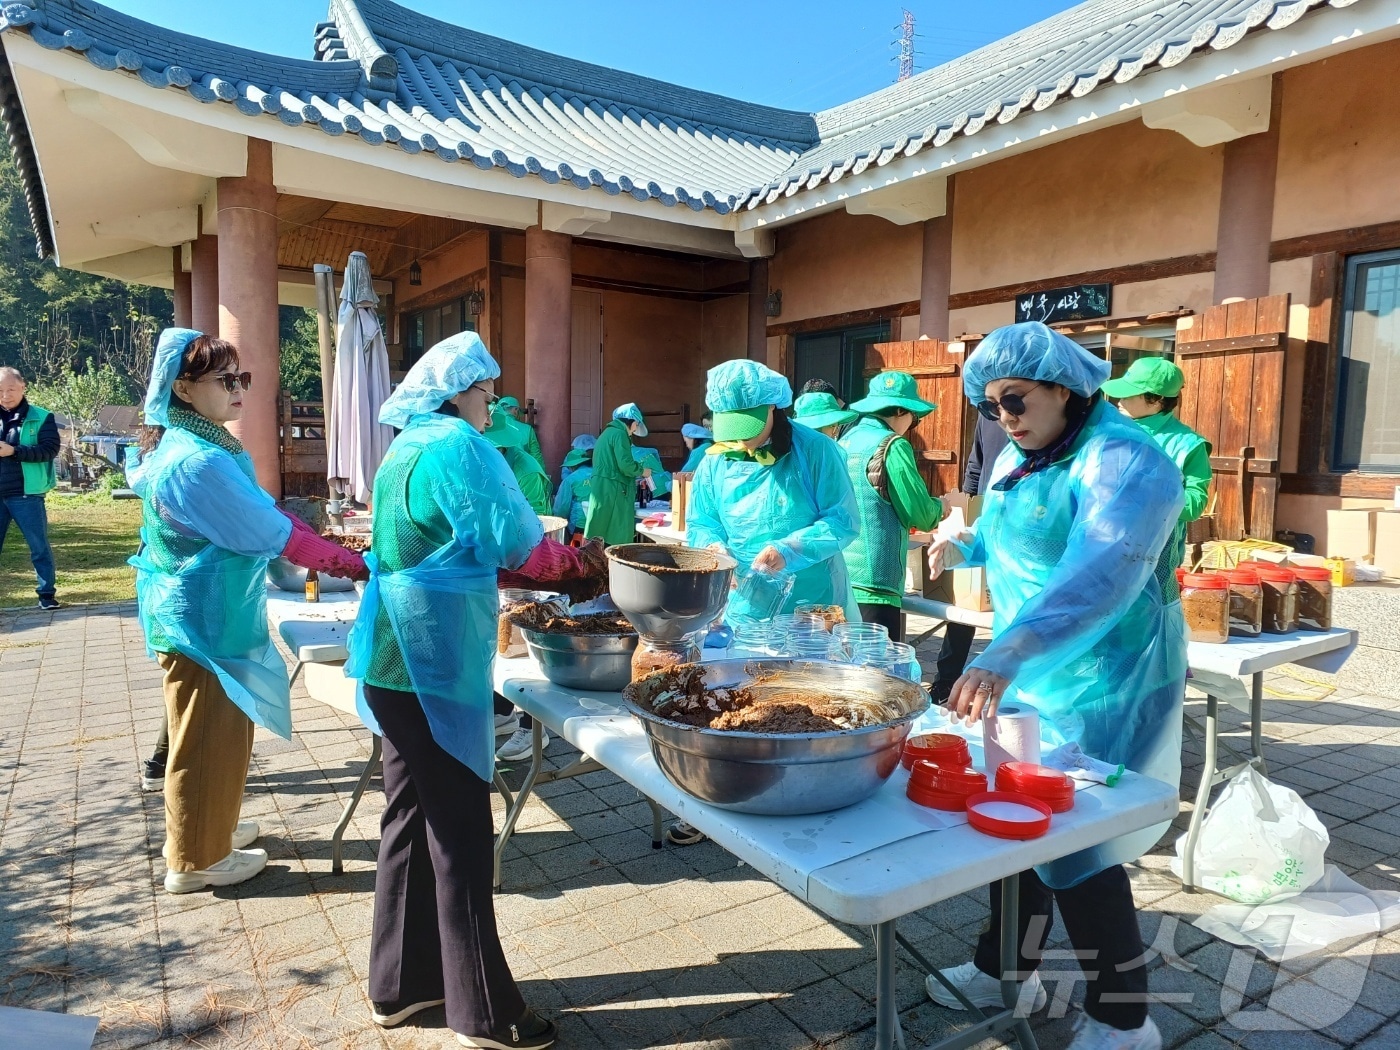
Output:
[{"xmin": 326, "ymin": 251, "xmax": 394, "ymax": 505}]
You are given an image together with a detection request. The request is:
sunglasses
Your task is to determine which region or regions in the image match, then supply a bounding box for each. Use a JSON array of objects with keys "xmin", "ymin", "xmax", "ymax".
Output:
[
  {"xmin": 975, "ymin": 383, "xmax": 1042, "ymax": 421},
  {"xmin": 196, "ymin": 372, "xmax": 253, "ymax": 394}
]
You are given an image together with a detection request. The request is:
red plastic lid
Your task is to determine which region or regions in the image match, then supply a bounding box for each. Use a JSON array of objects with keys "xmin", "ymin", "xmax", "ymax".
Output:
[
  {"xmin": 1239, "ymin": 561, "xmax": 1295, "ymax": 581},
  {"xmin": 903, "ymin": 733, "xmax": 972, "ymax": 771},
  {"xmin": 1174, "ymin": 567, "xmax": 1186, "ymax": 583},
  {"xmin": 995, "ymin": 762, "xmax": 1075, "ymax": 812},
  {"xmin": 909, "ymin": 760, "xmax": 987, "ymax": 794},
  {"xmin": 1222, "ymin": 568, "xmax": 1261, "ymax": 585},
  {"xmin": 907, "ymin": 780, "xmax": 975, "ymax": 811},
  {"xmin": 1292, "ymin": 566, "xmax": 1332, "ymax": 581},
  {"xmin": 965, "ymin": 791, "xmax": 1053, "ymax": 839},
  {"xmin": 1182, "ymin": 573, "xmax": 1227, "ymax": 589}
]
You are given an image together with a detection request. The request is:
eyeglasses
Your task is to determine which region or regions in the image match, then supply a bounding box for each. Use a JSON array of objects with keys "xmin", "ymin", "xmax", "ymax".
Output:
[
  {"xmin": 470, "ymin": 383, "xmax": 499, "ymax": 406},
  {"xmin": 197, "ymin": 372, "xmax": 252, "ymax": 393},
  {"xmin": 975, "ymin": 383, "xmax": 1042, "ymax": 421}
]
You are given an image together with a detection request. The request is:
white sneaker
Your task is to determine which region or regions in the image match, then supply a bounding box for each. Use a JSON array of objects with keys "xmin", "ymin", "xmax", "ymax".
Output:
[
  {"xmin": 926, "ymin": 960, "xmax": 1047, "ymax": 1013},
  {"xmin": 164, "ymin": 848, "xmax": 268, "ymax": 894},
  {"xmin": 496, "ymin": 727, "xmax": 546, "ymax": 763},
  {"xmin": 1066, "ymin": 1013, "xmax": 1161, "ymax": 1050},
  {"xmin": 494, "ymin": 712, "xmax": 521, "ymax": 737},
  {"xmin": 232, "ymin": 820, "xmax": 259, "ymax": 849}
]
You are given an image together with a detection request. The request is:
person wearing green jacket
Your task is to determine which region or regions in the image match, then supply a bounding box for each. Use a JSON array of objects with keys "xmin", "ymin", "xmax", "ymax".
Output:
[
  {"xmin": 1103, "ymin": 358, "xmax": 1211, "ymax": 576},
  {"xmin": 840, "ymin": 372, "xmax": 943, "ymax": 641},
  {"xmin": 553, "ymin": 449, "xmax": 593, "ymax": 536},
  {"xmin": 496, "ymin": 396, "xmax": 546, "ymax": 473},
  {"xmin": 632, "ymin": 446, "xmax": 671, "ymax": 499},
  {"xmin": 584, "ymin": 403, "xmax": 651, "ymax": 545},
  {"xmin": 485, "ymin": 405, "xmax": 551, "ymax": 516}
]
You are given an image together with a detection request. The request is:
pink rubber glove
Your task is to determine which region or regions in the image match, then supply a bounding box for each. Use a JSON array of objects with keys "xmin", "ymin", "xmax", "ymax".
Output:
[
  {"xmin": 282, "ymin": 525, "xmax": 367, "ymax": 580},
  {"xmin": 498, "ymin": 538, "xmax": 607, "ymax": 601}
]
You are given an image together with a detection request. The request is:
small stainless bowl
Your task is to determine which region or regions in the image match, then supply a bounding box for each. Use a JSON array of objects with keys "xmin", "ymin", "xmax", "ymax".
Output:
[
  {"xmin": 624, "ymin": 658, "xmax": 928, "ymax": 815},
  {"xmin": 266, "ymin": 556, "xmax": 354, "ymax": 593},
  {"xmin": 520, "ymin": 627, "xmax": 638, "ymax": 692}
]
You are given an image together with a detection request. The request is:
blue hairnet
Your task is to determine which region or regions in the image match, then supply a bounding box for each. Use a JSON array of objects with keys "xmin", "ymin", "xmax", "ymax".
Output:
[
  {"xmin": 144, "ymin": 328, "xmax": 202, "ymax": 427},
  {"xmin": 706, "ymin": 359, "xmax": 793, "ymax": 413},
  {"xmin": 962, "ymin": 322, "xmax": 1110, "ymax": 401},
  {"xmin": 571, "ymin": 434, "xmax": 597, "ymax": 451},
  {"xmin": 380, "ymin": 331, "xmax": 500, "ymax": 429},
  {"xmin": 681, "ymin": 423, "xmax": 713, "ymax": 441}
]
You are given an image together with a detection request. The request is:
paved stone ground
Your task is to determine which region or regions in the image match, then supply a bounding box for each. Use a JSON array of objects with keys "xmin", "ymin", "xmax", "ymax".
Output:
[{"xmin": 4, "ymin": 595, "xmax": 1400, "ymax": 1049}]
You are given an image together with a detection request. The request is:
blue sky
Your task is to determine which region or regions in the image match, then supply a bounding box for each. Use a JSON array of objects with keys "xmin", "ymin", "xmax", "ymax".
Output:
[{"xmin": 104, "ymin": 0, "xmax": 1077, "ymax": 112}]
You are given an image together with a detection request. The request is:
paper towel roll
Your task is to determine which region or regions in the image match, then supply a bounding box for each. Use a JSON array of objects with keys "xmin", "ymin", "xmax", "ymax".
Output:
[{"xmin": 983, "ymin": 702, "xmax": 1041, "ymax": 774}]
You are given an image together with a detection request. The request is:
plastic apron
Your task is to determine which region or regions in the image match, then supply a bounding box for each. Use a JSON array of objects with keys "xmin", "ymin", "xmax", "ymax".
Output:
[
  {"xmin": 687, "ymin": 422, "xmax": 860, "ymax": 624},
  {"xmin": 346, "ymin": 546, "xmax": 499, "ymax": 782},
  {"xmin": 958, "ymin": 403, "xmax": 1187, "ymax": 888}
]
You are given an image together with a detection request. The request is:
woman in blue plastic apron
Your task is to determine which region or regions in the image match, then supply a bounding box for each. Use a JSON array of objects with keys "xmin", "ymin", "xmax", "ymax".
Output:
[
  {"xmin": 130, "ymin": 329, "xmax": 366, "ymax": 894},
  {"xmin": 925, "ymin": 322, "xmax": 1186, "ymax": 1050},
  {"xmin": 345, "ymin": 332, "xmax": 603, "ymax": 1050}
]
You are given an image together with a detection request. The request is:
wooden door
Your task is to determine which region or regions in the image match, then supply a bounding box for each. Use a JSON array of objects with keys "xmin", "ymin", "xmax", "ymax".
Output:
[
  {"xmin": 570, "ymin": 290, "xmax": 603, "ymax": 441},
  {"xmin": 1176, "ymin": 294, "xmax": 1290, "ymax": 542},
  {"xmin": 866, "ymin": 339, "xmax": 968, "ymax": 496}
]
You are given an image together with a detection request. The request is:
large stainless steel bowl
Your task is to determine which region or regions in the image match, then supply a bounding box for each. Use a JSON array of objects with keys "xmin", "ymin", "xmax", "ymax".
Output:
[
  {"xmin": 623, "ymin": 658, "xmax": 928, "ymax": 815},
  {"xmin": 521, "ymin": 627, "xmax": 639, "ymax": 692},
  {"xmin": 266, "ymin": 556, "xmax": 355, "ymax": 593}
]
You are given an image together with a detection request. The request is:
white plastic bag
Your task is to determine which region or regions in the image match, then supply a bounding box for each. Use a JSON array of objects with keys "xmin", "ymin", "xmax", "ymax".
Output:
[{"xmin": 1171, "ymin": 768, "xmax": 1328, "ymax": 904}]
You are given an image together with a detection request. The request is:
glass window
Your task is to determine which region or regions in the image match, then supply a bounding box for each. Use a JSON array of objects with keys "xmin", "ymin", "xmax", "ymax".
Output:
[
  {"xmin": 1335, "ymin": 250, "xmax": 1400, "ymax": 473},
  {"xmin": 793, "ymin": 322, "xmax": 890, "ymax": 406},
  {"xmin": 403, "ymin": 298, "xmax": 475, "ymax": 368}
]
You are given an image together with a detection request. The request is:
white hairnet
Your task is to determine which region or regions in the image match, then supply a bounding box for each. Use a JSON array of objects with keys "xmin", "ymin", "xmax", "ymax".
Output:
[
  {"xmin": 963, "ymin": 322, "xmax": 1110, "ymax": 401},
  {"xmin": 379, "ymin": 331, "xmax": 500, "ymax": 429},
  {"xmin": 706, "ymin": 359, "xmax": 793, "ymax": 413},
  {"xmin": 144, "ymin": 327, "xmax": 203, "ymax": 427}
]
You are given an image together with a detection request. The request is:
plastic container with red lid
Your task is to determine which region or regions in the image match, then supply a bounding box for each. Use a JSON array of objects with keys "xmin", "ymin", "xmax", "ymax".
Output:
[
  {"xmin": 965, "ymin": 791, "xmax": 1053, "ymax": 839},
  {"xmin": 1222, "ymin": 567, "xmax": 1264, "ymax": 637},
  {"xmin": 907, "ymin": 760, "xmax": 988, "ymax": 811},
  {"xmin": 1181, "ymin": 573, "xmax": 1229, "ymax": 643},
  {"xmin": 902, "ymin": 733, "xmax": 972, "ymax": 771},
  {"xmin": 994, "ymin": 762, "xmax": 1075, "ymax": 813},
  {"xmin": 1241, "ymin": 563, "xmax": 1299, "ymax": 633}
]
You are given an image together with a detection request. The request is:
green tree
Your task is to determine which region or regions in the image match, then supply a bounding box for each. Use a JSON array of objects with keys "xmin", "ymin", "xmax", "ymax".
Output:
[
  {"xmin": 279, "ymin": 306, "xmax": 322, "ymax": 401},
  {"xmin": 27, "ymin": 360, "xmax": 128, "ymax": 473}
]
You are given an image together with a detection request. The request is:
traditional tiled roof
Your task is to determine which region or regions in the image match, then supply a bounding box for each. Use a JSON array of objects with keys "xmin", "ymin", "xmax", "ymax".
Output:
[
  {"xmin": 0, "ymin": 0, "xmax": 1370, "ymax": 258},
  {"xmin": 738, "ymin": 0, "xmax": 1362, "ymax": 210}
]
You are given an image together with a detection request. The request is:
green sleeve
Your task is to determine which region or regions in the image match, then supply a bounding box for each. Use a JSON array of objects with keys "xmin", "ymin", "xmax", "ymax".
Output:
[
  {"xmin": 1180, "ymin": 442, "xmax": 1213, "ymax": 523},
  {"xmin": 885, "ymin": 437, "xmax": 942, "ymax": 532},
  {"xmin": 526, "ymin": 427, "xmax": 546, "ymax": 471},
  {"xmin": 605, "ymin": 427, "xmax": 643, "ymax": 479}
]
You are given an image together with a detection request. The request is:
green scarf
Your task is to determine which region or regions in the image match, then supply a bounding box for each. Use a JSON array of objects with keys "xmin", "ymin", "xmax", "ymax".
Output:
[{"xmin": 167, "ymin": 407, "xmax": 245, "ymax": 457}]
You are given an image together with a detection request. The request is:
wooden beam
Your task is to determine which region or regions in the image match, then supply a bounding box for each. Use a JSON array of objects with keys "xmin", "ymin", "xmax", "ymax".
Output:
[
  {"xmin": 767, "ymin": 302, "xmax": 917, "ymax": 338},
  {"xmin": 1271, "ymin": 219, "xmax": 1400, "ymax": 263},
  {"xmin": 1280, "ymin": 472, "xmax": 1400, "ymax": 498},
  {"xmin": 397, "ymin": 266, "xmax": 486, "ymax": 314},
  {"xmin": 947, "ymin": 252, "xmax": 1216, "ymax": 312},
  {"xmin": 1175, "ymin": 332, "xmax": 1285, "ymax": 356}
]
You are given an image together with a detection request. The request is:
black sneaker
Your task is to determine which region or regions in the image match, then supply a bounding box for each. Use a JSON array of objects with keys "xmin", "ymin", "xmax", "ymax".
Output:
[
  {"xmin": 38, "ymin": 596, "xmax": 60, "ymax": 610},
  {"xmin": 141, "ymin": 758, "xmax": 165, "ymax": 793},
  {"xmin": 456, "ymin": 1008, "xmax": 557, "ymax": 1049},
  {"xmin": 371, "ymin": 998, "xmax": 445, "ymax": 1027}
]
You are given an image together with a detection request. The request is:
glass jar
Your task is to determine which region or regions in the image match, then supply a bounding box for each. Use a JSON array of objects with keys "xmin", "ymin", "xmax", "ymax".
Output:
[
  {"xmin": 631, "ymin": 637, "xmax": 701, "ymax": 682},
  {"xmin": 883, "ymin": 641, "xmax": 921, "ymax": 683},
  {"xmin": 731, "ymin": 620, "xmax": 776, "ymax": 655},
  {"xmin": 1180, "ymin": 573, "xmax": 1229, "ymax": 644},
  {"xmin": 1249, "ymin": 565, "xmax": 1299, "ymax": 634},
  {"xmin": 1292, "ymin": 566, "xmax": 1334, "ymax": 632},
  {"xmin": 733, "ymin": 566, "xmax": 795, "ymax": 622},
  {"xmin": 1223, "ymin": 568, "xmax": 1263, "ymax": 638},
  {"xmin": 832, "ymin": 622, "xmax": 890, "ymax": 665}
]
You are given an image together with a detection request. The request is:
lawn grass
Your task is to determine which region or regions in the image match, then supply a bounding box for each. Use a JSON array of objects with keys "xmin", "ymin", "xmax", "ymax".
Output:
[{"xmin": 0, "ymin": 494, "xmax": 142, "ymax": 608}]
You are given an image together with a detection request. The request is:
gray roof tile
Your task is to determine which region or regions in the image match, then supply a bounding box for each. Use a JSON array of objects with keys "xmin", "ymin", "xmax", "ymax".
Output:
[{"xmin": 0, "ymin": 0, "xmax": 1370, "ymax": 253}]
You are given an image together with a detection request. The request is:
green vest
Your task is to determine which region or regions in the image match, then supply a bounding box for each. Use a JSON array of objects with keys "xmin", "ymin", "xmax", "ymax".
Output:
[
  {"xmin": 1135, "ymin": 411, "xmax": 1211, "ymax": 575},
  {"xmin": 838, "ymin": 417, "xmax": 906, "ymax": 606},
  {"xmin": 18, "ymin": 406, "xmax": 55, "ymax": 495}
]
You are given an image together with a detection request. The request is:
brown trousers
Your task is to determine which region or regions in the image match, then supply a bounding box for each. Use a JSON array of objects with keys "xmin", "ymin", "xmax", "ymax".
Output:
[{"xmin": 158, "ymin": 652, "xmax": 254, "ymax": 871}]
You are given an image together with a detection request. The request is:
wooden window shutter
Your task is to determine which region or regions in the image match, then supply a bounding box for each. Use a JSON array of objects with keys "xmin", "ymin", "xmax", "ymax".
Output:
[{"xmin": 1175, "ymin": 294, "xmax": 1290, "ymax": 542}]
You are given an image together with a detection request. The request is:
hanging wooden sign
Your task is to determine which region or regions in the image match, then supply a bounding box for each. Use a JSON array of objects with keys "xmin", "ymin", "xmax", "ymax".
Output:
[{"xmin": 1015, "ymin": 284, "xmax": 1112, "ymax": 324}]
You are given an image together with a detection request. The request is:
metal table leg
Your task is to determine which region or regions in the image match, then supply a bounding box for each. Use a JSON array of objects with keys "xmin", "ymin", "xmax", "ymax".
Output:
[
  {"xmin": 647, "ymin": 798, "xmax": 665, "ymax": 849},
  {"xmin": 1182, "ymin": 694, "xmax": 1219, "ymax": 890},
  {"xmin": 331, "ymin": 733, "xmax": 381, "ymax": 875},
  {"xmin": 1000, "ymin": 874, "xmax": 1039, "ymax": 1050},
  {"xmin": 1250, "ymin": 671, "xmax": 1268, "ymax": 775},
  {"xmin": 494, "ymin": 721, "xmax": 546, "ymax": 890}
]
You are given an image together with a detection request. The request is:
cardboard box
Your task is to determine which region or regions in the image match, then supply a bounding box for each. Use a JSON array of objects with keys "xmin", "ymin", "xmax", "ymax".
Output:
[
  {"xmin": 1375, "ymin": 510, "xmax": 1400, "ymax": 580},
  {"xmin": 1326, "ymin": 509, "xmax": 1377, "ymax": 560},
  {"xmin": 1291, "ymin": 552, "xmax": 1358, "ymax": 586}
]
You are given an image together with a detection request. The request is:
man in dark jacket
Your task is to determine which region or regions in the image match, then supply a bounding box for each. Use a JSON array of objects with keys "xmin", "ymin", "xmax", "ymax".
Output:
[
  {"xmin": 931, "ymin": 413, "xmax": 1008, "ymax": 702},
  {"xmin": 0, "ymin": 367, "xmax": 62, "ymax": 609}
]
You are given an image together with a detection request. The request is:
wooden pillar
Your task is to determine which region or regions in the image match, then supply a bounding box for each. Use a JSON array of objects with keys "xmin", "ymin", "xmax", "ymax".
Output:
[
  {"xmin": 190, "ymin": 232, "xmax": 219, "ymax": 335},
  {"xmin": 172, "ymin": 245, "xmax": 192, "ymax": 329},
  {"xmin": 218, "ymin": 139, "xmax": 281, "ymax": 496},
  {"xmin": 1213, "ymin": 83, "xmax": 1281, "ymax": 304},
  {"xmin": 525, "ymin": 225, "xmax": 572, "ymax": 476},
  {"xmin": 919, "ymin": 178, "xmax": 955, "ymax": 340},
  {"xmin": 747, "ymin": 258, "xmax": 768, "ymax": 361}
]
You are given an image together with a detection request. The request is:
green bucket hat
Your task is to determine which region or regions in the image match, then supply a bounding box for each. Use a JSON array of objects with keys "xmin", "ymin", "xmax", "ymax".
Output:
[
  {"xmin": 849, "ymin": 371, "xmax": 936, "ymax": 417},
  {"xmin": 563, "ymin": 448, "xmax": 590, "ymax": 469},
  {"xmin": 484, "ymin": 404, "xmax": 528, "ymax": 448},
  {"xmin": 1101, "ymin": 357, "xmax": 1184, "ymax": 398},
  {"xmin": 792, "ymin": 392, "xmax": 858, "ymax": 431},
  {"xmin": 497, "ymin": 395, "xmax": 521, "ymax": 411},
  {"xmin": 712, "ymin": 405, "xmax": 771, "ymax": 442}
]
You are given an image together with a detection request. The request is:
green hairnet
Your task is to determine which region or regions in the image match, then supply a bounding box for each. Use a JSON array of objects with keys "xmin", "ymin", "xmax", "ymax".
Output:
[{"xmin": 962, "ymin": 322, "xmax": 1110, "ymax": 401}]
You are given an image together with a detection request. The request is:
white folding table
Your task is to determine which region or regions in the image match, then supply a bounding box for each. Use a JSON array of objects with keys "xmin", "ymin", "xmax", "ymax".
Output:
[
  {"xmin": 1179, "ymin": 626, "xmax": 1357, "ymax": 888},
  {"xmin": 495, "ymin": 658, "xmax": 1178, "ymax": 1050}
]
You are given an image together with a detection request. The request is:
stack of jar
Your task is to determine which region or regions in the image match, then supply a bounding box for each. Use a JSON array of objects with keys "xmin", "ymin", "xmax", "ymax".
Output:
[{"xmin": 1178, "ymin": 561, "xmax": 1334, "ymax": 643}]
